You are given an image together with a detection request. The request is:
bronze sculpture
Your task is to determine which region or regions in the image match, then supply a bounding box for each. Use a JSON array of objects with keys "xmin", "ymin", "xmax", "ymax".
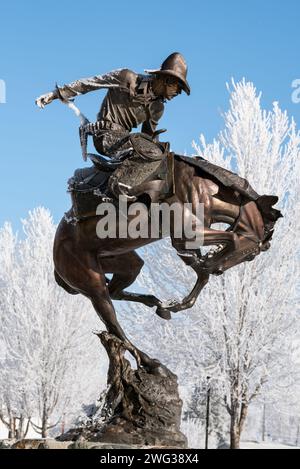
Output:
[
  {"xmin": 36, "ymin": 53, "xmax": 282, "ymax": 446},
  {"xmin": 36, "ymin": 52, "xmax": 189, "ymax": 200},
  {"xmin": 53, "ymin": 154, "xmax": 281, "ymax": 360}
]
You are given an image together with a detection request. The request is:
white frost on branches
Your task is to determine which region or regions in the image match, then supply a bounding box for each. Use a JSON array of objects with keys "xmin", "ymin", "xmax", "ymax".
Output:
[
  {"xmin": 116, "ymin": 79, "xmax": 300, "ymax": 448},
  {"xmin": 0, "ymin": 79, "xmax": 299, "ymax": 447},
  {"xmin": 0, "ymin": 208, "xmax": 106, "ymax": 438}
]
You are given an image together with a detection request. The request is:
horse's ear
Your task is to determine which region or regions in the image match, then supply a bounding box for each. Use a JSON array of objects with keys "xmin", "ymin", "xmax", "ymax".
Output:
[
  {"xmin": 269, "ymin": 195, "xmax": 279, "ymax": 205},
  {"xmin": 264, "ymin": 229, "xmax": 274, "ymax": 242},
  {"xmin": 257, "ymin": 195, "xmax": 283, "ymax": 222}
]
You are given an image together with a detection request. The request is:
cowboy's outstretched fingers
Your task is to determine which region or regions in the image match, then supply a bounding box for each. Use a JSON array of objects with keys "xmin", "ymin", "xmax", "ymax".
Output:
[{"xmin": 35, "ymin": 91, "xmax": 55, "ymax": 109}]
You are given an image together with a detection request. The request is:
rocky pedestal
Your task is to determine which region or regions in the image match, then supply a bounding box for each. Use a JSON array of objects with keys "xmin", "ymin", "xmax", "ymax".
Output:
[{"xmin": 57, "ymin": 332, "xmax": 187, "ymax": 448}]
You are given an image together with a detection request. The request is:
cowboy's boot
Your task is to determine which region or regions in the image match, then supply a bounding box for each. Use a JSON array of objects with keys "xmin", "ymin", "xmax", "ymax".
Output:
[
  {"xmin": 107, "ymin": 133, "xmax": 171, "ymax": 201},
  {"xmin": 108, "ymin": 154, "xmax": 165, "ymax": 202}
]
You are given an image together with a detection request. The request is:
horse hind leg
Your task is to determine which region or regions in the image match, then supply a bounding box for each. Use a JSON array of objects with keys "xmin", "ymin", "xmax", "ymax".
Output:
[
  {"xmin": 54, "ymin": 270, "xmax": 79, "ymax": 295},
  {"xmin": 90, "ymin": 286, "xmax": 158, "ymax": 369},
  {"xmin": 55, "ymin": 246, "xmax": 158, "ymax": 369}
]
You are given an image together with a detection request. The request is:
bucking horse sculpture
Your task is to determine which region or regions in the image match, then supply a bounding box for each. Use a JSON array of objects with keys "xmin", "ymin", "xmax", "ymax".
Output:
[
  {"xmin": 36, "ymin": 54, "xmax": 282, "ymax": 371},
  {"xmin": 53, "ymin": 125, "xmax": 282, "ymax": 371}
]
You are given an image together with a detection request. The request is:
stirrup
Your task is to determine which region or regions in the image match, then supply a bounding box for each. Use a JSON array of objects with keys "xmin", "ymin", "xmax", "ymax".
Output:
[
  {"xmin": 109, "ymin": 178, "xmax": 137, "ymax": 202},
  {"xmin": 87, "ymin": 153, "xmax": 122, "ymax": 172},
  {"xmin": 113, "ymin": 183, "xmax": 137, "ymax": 202}
]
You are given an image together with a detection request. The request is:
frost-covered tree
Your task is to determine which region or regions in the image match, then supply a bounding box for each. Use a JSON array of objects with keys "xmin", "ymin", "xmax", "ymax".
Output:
[
  {"xmin": 1, "ymin": 80, "xmax": 298, "ymax": 448},
  {"xmin": 0, "ymin": 208, "xmax": 107, "ymax": 439},
  {"xmin": 0, "ymin": 222, "xmax": 30, "ymax": 439},
  {"xmin": 193, "ymin": 80, "xmax": 300, "ymax": 449},
  {"xmin": 114, "ymin": 79, "xmax": 300, "ymax": 449}
]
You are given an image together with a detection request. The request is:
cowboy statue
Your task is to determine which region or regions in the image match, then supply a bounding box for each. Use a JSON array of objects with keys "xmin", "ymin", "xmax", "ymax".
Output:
[
  {"xmin": 36, "ymin": 52, "xmax": 190, "ymax": 200},
  {"xmin": 34, "ymin": 52, "xmax": 283, "ymax": 446},
  {"xmin": 36, "ymin": 51, "xmax": 280, "ymax": 225}
]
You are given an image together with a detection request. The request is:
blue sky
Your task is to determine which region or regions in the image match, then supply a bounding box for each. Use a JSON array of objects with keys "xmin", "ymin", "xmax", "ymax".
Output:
[{"xmin": 0, "ymin": 0, "xmax": 299, "ymax": 230}]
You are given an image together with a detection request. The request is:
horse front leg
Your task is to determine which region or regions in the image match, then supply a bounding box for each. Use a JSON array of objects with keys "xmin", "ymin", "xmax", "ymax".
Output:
[
  {"xmin": 100, "ymin": 251, "xmax": 170, "ymax": 319},
  {"xmin": 202, "ymin": 201, "xmax": 266, "ymax": 273},
  {"xmin": 201, "ymin": 226, "xmax": 240, "ymax": 274},
  {"xmin": 109, "ymin": 277, "xmax": 171, "ymax": 320},
  {"xmin": 156, "ymin": 268, "xmax": 209, "ymax": 315},
  {"xmin": 157, "ymin": 227, "xmax": 238, "ymax": 314}
]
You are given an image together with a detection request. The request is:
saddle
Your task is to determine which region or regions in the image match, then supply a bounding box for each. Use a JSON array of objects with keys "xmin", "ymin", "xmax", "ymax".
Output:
[{"xmin": 68, "ymin": 152, "xmax": 175, "ymax": 221}]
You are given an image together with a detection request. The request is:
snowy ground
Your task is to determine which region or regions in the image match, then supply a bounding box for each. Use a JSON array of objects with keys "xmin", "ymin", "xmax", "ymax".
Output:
[
  {"xmin": 241, "ymin": 441, "xmax": 299, "ymax": 450},
  {"xmin": 1, "ymin": 423, "xmax": 298, "ymax": 449}
]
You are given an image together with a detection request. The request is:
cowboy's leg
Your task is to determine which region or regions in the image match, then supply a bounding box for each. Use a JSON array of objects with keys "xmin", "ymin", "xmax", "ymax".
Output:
[
  {"xmin": 93, "ymin": 130, "xmax": 132, "ymax": 158},
  {"xmin": 107, "ymin": 133, "xmax": 165, "ymax": 199}
]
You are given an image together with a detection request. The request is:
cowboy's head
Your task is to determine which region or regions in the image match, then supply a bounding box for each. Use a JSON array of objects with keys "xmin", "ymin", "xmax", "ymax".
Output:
[{"xmin": 146, "ymin": 52, "xmax": 191, "ymax": 101}]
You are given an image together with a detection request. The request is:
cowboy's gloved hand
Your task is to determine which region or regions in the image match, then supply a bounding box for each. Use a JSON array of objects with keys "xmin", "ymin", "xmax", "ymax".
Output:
[{"xmin": 35, "ymin": 91, "xmax": 56, "ymax": 109}]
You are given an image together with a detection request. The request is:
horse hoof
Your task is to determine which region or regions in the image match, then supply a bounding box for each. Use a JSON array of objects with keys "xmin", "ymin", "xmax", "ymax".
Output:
[
  {"xmin": 155, "ymin": 307, "xmax": 172, "ymax": 320},
  {"xmin": 214, "ymin": 268, "xmax": 224, "ymax": 276}
]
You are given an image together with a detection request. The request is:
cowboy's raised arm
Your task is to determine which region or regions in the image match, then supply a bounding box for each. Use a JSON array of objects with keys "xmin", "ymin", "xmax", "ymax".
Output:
[{"xmin": 36, "ymin": 69, "xmax": 136, "ymax": 108}]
